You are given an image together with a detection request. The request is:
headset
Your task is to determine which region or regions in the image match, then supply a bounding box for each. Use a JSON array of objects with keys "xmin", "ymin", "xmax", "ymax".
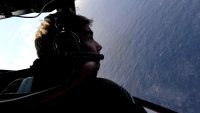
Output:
[
  {"xmin": 45, "ymin": 12, "xmax": 104, "ymax": 62},
  {"xmin": 53, "ymin": 30, "xmax": 81, "ymax": 56}
]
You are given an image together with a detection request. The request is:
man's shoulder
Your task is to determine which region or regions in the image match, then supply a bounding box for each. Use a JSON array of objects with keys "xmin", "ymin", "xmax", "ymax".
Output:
[
  {"xmin": 94, "ymin": 77, "xmax": 130, "ymax": 93},
  {"xmin": 88, "ymin": 77, "xmax": 134, "ymax": 102}
]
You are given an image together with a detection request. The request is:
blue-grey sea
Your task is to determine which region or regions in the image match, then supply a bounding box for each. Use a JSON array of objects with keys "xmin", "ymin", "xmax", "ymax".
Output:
[{"xmin": 77, "ymin": 0, "xmax": 200, "ymax": 113}]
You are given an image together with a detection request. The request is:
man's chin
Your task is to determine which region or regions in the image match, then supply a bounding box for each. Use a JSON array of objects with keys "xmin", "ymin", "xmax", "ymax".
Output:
[{"xmin": 96, "ymin": 62, "xmax": 100, "ymax": 70}]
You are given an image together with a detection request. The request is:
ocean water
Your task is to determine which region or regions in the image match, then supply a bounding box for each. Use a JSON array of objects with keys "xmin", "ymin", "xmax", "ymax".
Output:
[{"xmin": 76, "ymin": 0, "xmax": 200, "ymax": 113}]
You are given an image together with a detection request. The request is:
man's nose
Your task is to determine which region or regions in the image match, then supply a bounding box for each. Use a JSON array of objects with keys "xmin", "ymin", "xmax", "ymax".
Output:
[{"xmin": 96, "ymin": 41, "xmax": 102, "ymax": 53}]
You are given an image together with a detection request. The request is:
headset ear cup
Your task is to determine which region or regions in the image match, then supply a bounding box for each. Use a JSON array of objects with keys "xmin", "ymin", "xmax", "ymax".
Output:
[{"xmin": 53, "ymin": 31, "xmax": 81, "ymax": 56}]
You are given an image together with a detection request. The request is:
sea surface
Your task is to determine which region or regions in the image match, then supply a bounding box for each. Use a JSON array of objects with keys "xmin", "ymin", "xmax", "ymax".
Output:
[{"xmin": 76, "ymin": 0, "xmax": 200, "ymax": 113}]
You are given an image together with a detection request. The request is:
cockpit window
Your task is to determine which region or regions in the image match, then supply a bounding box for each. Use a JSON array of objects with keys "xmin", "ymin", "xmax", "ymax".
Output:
[{"xmin": 0, "ymin": 13, "xmax": 49, "ymax": 70}]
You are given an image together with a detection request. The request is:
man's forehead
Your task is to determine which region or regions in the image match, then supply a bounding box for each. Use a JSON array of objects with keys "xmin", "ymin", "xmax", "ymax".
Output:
[
  {"xmin": 82, "ymin": 25, "xmax": 92, "ymax": 32},
  {"xmin": 84, "ymin": 24, "xmax": 91, "ymax": 30}
]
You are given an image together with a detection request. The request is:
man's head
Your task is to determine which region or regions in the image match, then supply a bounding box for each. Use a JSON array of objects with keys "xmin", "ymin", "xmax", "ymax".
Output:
[{"xmin": 35, "ymin": 13, "xmax": 102, "ymax": 58}]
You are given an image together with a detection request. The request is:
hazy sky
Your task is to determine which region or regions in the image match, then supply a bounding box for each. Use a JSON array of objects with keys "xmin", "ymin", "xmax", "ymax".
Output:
[{"xmin": 0, "ymin": 14, "xmax": 48, "ymax": 70}]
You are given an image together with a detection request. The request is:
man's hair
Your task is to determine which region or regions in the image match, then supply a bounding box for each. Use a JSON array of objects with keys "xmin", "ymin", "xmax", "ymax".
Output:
[{"xmin": 35, "ymin": 13, "xmax": 93, "ymax": 58}]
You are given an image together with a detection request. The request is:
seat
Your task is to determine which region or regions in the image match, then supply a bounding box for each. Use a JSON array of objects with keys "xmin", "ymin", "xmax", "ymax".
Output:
[
  {"xmin": 0, "ymin": 78, "xmax": 147, "ymax": 113},
  {"xmin": 0, "ymin": 68, "xmax": 31, "ymax": 92},
  {"xmin": 17, "ymin": 76, "xmax": 33, "ymax": 94}
]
